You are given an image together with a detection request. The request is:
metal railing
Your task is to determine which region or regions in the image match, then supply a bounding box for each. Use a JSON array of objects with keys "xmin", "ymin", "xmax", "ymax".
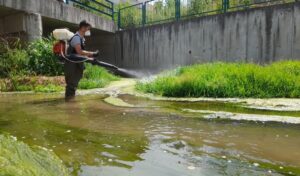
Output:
[
  {"xmin": 65, "ymin": 0, "xmax": 114, "ymax": 20},
  {"xmin": 145, "ymin": 0, "xmax": 176, "ymax": 25},
  {"xmin": 118, "ymin": 3, "xmax": 144, "ymax": 29},
  {"xmin": 118, "ymin": 0, "xmax": 295, "ymax": 29}
]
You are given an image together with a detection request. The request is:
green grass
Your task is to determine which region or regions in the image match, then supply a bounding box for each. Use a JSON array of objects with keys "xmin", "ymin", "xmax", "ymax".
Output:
[
  {"xmin": 0, "ymin": 64, "xmax": 119, "ymax": 92},
  {"xmin": 0, "ymin": 134, "xmax": 69, "ymax": 176},
  {"xmin": 0, "ymin": 76, "xmax": 64, "ymax": 93},
  {"xmin": 78, "ymin": 64, "xmax": 119, "ymax": 89},
  {"xmin": 34, "ymin": 84, "xmax": 64, "ymax": 93},
  {"xmin": 137, "ymin": 61, "xmax": 300, "ymax": 98}
]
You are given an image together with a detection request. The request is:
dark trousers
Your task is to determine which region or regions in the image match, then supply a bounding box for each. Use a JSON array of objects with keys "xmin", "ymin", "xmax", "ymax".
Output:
[{"xmin": 64, "ymin": 61, "xmax": 84, "ymax": 100}]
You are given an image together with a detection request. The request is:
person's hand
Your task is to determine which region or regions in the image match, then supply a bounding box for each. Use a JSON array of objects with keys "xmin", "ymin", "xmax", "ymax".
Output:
[
  {"xmin": 87, "ymin": 57, "xmax": 94, "ymax": 61},
  {"xmin": 92, "ymin": 50, "xmax": 100, "ymax": 57}
]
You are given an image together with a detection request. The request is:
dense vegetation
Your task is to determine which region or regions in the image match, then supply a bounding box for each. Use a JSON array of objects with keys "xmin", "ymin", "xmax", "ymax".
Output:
[
  {"xmin": 0, "ymin": 37, "xmax": 118, "ymax": 92},
  {"xmin": 0, "ymin": 37, "xmax": 63, "ymax": 78},
  {"xmin": 27, "ymin": 38, "xmax": 64, "ymax": 76},
  {"xmin": 0, "ymin": 134, "xmax": 69, "ymax": 176},
  {"xmin": 137, "ymin": 61, "xmax": 300, "ymax": 98}
]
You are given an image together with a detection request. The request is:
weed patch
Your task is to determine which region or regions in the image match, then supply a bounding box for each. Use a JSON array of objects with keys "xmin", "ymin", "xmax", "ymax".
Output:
[{"xmin": 137, "ymin": 61, "xmax": 300, "ymax": 98}]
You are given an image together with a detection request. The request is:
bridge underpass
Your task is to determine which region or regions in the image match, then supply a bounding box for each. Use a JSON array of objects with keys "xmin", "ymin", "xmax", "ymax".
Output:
[
  {"xmin": 42, "ymin": 17, "xmax": 116, "ymax": 65},
  {"xmin": 0, "ymin": 0, "xmax": 116, "ymax": 63}
]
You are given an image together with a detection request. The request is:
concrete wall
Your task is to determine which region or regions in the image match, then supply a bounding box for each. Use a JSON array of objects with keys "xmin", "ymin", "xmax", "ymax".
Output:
[
  {"xmin": 0, "ymin": 12, "xmax": 42, "ymax": 41},
  {"xmin": 115, "ymin": 2, "xmax": 300, "ymax": 70},
  {"xmin": 0, "ymin": 18, "xmax": 3, "ymax": 33},
  {"xmin": 0, "ymin": 0, "xmax": 115, "ymax": 33},
  {"xmin": 2, "ymin": 13, "xmax": 25, "ymax": 34},
  {"xmin": 24, "ymin": 13, "xmax": 43, "ymax": 41},
  {"xmin": 86, "ymin": 32, "xmax": 117, "ymax": 64}
]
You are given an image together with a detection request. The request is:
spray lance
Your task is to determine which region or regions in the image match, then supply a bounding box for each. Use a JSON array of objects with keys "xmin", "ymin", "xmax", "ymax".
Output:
[
  {"xmin": 85, "ymin": 50, "xmax": 136, "ymax": 78},
  {"xmin": 52, "ymin": 29, "xmax": 136, "ymax": 78}
]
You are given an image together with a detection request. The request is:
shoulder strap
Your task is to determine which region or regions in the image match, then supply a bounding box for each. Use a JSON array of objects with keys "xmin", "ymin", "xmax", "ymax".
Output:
[{"xmin": 69, "ymin": 33, "xmax": 80, "ymax": 43}]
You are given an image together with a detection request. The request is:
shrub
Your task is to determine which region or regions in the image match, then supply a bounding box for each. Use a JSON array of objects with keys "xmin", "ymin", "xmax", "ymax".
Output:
[
  {"xmin": 0, "ymin": 49, "xmax": 29, "ymax": 78},
  {"xmin": 27, "ymin": 37, "xmax": 63, "ymax": 76},
  {"xmin": 0, "ymin": 37, "xmax": 63, "ymax": 78},
  {"xmin": 137, "ymin": 61, "xmax": 300, "ymax": 98}
]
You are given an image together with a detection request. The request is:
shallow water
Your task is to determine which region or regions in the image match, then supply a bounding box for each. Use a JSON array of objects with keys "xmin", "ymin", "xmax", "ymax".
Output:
[{"xmin": 0, "ymin": 93, "xmax": 300, "ymax": 176}]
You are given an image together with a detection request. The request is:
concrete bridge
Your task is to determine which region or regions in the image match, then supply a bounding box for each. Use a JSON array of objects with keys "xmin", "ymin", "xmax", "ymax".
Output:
[{"xmin": 0, "ymin": 0, "xmax": 115, "ymax": 39}]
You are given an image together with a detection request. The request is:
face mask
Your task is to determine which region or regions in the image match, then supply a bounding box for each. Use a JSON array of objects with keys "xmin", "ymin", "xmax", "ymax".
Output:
[{"xmin": 85, "ymin": 30, "xmax": 91, "ymax": 36}]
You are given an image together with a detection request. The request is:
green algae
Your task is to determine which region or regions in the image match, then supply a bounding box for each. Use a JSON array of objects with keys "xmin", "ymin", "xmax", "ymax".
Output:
[
  {"xmin": 104, "ymin": 96, "xmax": 135, "ymax": 107},
  {"xmin": 0, "ymin": 134, "xmax": 69, "ymax": 176},
  {"xmin": 257, "ymin": 161, "xmax": 300, "ymax": 176},
  {"xmin": 118, "ymin": 94, "xmax": 300, "ymax": 118}
]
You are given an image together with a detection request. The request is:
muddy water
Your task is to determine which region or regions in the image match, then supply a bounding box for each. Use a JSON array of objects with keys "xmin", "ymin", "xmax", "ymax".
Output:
[{"xmin": 0, "ymin": 93, "xmax": 300, "ymax": 176}]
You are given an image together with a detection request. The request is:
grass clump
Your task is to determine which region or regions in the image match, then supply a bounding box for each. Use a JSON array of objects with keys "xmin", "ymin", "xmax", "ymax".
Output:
[
  {"xmin": 0, "ymin": 134, "xmax": 69, "ymax": 176},
  {"xmin": 79, "ymin": 64, "xmax": 119, "ymax": 89},
  {"xmin": 34, "ymin": 84, "xmax": 64, "ymax": 93},
  {"xmin": 137, "ymin": 61, "xmax": 300, "ymax": 98}
]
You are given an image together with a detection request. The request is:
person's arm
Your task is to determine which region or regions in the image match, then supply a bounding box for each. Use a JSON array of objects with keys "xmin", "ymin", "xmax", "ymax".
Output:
[
  {"xmin": 70, "ymin": 36, "xmax": 98, "ymax": 58},
  {"xmin": 74, "ymin": 44, "xmax": 94, "ymax": 57}
]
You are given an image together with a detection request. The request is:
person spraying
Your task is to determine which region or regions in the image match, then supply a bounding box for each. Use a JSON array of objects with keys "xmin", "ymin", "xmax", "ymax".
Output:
[
  {"xmin": 63, "ymin": 20, "xmax": 97, "ymax": 100},
  {"xmin": 52, "ymin": 20, "xmax": 137, "ymax": 101}
]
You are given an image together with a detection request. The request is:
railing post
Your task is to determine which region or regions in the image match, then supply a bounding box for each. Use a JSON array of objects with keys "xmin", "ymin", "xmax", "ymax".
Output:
[
  {"xmin": 142, "ymin": 3, "xmax": 146, "ymax": 26},
  {"xmin": 223, "ymin": 0, "xmax": 229, "ymax": 12},
  {"xmin": 227, "ymin": 0, "xmax": 230, "ymax": 11},
  {"xmin": 111, "ymin": 3, "xmax": 114, "ymax": 20},
  {"xmin": 118, "ymin": 9, "xmax": 121, "ymax": 29},
  {"xmin": 175, "ymin": 0, "xmax": 181, "ymax": 20}
]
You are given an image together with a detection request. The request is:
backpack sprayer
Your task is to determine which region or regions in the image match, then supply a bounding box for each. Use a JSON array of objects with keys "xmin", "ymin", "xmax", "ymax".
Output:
[{"xmin": 52, "ymin": 29, "xmax": 136, "ymax": 78}]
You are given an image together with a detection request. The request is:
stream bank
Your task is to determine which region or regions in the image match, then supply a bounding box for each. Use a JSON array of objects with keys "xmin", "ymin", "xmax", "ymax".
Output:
[{"xmin": 77, "ymin": 78, "xmax": 300, "ymax": 124}]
